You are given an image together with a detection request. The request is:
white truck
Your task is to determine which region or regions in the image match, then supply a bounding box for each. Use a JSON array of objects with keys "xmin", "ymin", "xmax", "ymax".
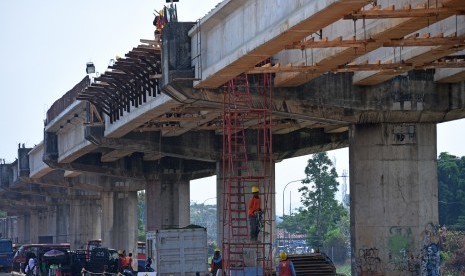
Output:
[{"xmin": 146, "ymin": 226, "xmax": 208, "ymax": 276}]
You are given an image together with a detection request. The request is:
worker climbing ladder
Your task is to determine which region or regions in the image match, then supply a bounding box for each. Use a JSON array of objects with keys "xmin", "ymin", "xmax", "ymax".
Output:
[{"xmin": 222, "ymin": 70, "xmax": 274, "ymax": 275}]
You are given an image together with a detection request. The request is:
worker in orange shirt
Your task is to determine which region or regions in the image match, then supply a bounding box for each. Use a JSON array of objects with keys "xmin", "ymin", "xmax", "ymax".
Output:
[{"xmin": 248, "ymin": 186, "xmax": 261, "ymax": 241}]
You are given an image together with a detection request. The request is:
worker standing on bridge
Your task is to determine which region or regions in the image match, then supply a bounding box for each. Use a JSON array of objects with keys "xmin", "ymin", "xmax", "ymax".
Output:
[
  {"xmin": 277, "ymin": 251, "xmax": 296, "ymax": 276},
  {"xmin": 248, "ymin": 186, "xmax": 261, "ymax": 241},
  {"xmin": 153, "ymin": 9, "xmax": 166, "ymax": 43}
]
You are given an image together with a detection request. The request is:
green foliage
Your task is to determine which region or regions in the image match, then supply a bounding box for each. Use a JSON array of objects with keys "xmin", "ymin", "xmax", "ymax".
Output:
[
  {"xmin": 299, "ymin": 152, "xmax": 347, "ymax": 248},
  {"xmin": 438, "ymin": 152, "xmax": 465, "ymax": 230},
  {"xmin": 323, "ymin": 227, "xmax": 347, "ymax": 264},
  {"xmin": 336, "ymin": 262, "xmax": 352, "ymax": 276},
  {"xmin": 281, "ymin": 152, "xmax": 349, "ymax": 259},
  {"xmin": 190, "ymin": 203, "xmax": 217, "ymax": 242},
  {"xmin": 441, "ymin": 230, "xmax": 465, "ymax": 275},
  {"xmin": 439, "ymin": 250, "xmax": 452, "ymax": 263},
  {"xmin": 137, "ymin": 191, "xmax": 146, "ymax": 241}
]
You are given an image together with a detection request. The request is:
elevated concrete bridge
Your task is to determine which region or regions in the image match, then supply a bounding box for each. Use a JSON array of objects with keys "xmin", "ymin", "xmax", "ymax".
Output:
[{"xmin": 1, "ymin": 0, "xmax": 465, "ymax": 274}]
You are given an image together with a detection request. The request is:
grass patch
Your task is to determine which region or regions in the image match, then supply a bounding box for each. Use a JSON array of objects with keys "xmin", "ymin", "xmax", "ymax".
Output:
[{"xmin": 335, "ymin": 262, "xmax": 351, "ymax": 276}]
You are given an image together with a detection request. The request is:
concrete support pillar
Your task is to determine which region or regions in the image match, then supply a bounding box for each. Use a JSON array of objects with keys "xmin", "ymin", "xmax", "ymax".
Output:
[
  {"xmin": 35, "ymin": 205, "xmax": 69, "ymax": 243},
  {"xmin": 29, "ymin": 210, "xmax": 39, "ymax": 243},
  {"xmin": 101, "ymin": 191, "xmax": 138, "ymax": 256},
  {"xmin": 216, "ymin": 157, "xmax": 276, "ymax": 266},
  {"xmin": 4, "ymin": 216, "xmax": 17, "ymax": 241},
  {"xmin": 17, "ymin": 215, "xmax": 26, "ymax": 243},
  {"xmin": 37, "ymin": 207, "xmax": 56, "ymax": 243},
  {"xmin": 146, "ymin": 177, "xmax": 190, "ymax": 231},
  {"xmin": 349, "ymin": 123, "xmax": 438, "ymax": 275},
  {"xmin": 216, "ymin": 161, "xmax": 224, "ymax": 247},
  {"xmin": 69, "ymin": 198, "xmax": 101, "ymax": 249},
  {"xmin": 56, "ymin": 204, "xmax": 70, "ymax": 243}
]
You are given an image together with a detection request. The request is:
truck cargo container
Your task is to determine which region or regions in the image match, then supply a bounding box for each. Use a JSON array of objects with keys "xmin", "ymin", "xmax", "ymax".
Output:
[{"xmin": 146, "ymin": 226, "xmax": 208, "ymax": 276}]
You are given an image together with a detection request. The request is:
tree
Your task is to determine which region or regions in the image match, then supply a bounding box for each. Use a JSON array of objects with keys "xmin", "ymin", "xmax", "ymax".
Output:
[
  {"xmin": 190, "ymin": 203, "xmax": 217, "ymax": 242},
  {"xmin": 438, "ymin": 152, "xmax": 465, "ymax": 230},
  {"xmin": 137, "ymin": 191, "xmax": 146, "ymax": 241},
  {"xmin": 299, "ymin": 152, "xmax": 346, "ymax": 248}
]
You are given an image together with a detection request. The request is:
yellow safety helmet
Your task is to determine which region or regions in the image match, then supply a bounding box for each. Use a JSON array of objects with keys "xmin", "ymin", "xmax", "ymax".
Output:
[
  {"xmin": 214, "ymin": 248, "xmax": 221, "ymax": 252},
  {"xmin": 118, "ymin": 250, "xmax": 123, "ymax": 255},
  {"xmin": 251, "ymin": 186, "xmax": 259, "ymax": 193},
  {"xmin": 279, "ymin": 251, "xmax": 287, "ymax": 261}
]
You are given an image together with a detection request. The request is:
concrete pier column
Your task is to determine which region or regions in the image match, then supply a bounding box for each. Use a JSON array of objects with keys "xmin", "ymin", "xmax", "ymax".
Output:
[
  {"xmin": 16, "ymin": 215, "xmax": 26, "ymax": 243},
  {"xmin": 215, "ymin": 161, "xmax": 225, "ymax": 247},
  {"xmin": 146, "ymin": 177, "xmax": 190, "ymax": 231},
  {"xmin": 37, "ymin": 207, "xmax": 57, "ymax": 243},
  {"xmin": 29, "ymin": 210, "xmax": 39, "ymax": 243},
  {"xmin": 349, "ymin": 123, "xmax": 438, "ymax": 275},
  {"xmin": 56, "ymin": 204, "xmax": 70, "ymax": 243},
  {"xmin": 5, "ymin": 216, "xmax": 17, "ymax": 241},
  {"xmin": 216, "ymin": 155, "xmax": 276, "ymax": 266},
  {"xmin": 37, "ymin": 205, "xmax": 69, "ymax": 243},
  {"xmin": 69, "ymin": 198, "xmax": 101, "ymax": 249},
  {"xmin": 101, "ymin": 191, "xmax": 138, "ymax": 255}
]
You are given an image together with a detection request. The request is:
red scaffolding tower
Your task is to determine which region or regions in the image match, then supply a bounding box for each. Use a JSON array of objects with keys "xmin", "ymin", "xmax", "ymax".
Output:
[{"xmin": 222, "ymin": 72, "xmax": 273, "ymax": 275}]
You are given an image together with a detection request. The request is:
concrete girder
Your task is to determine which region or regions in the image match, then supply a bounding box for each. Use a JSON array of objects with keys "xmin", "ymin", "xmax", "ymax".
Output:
[
  {"xmin": 352, "ymin": 16, "xmax": 465, "ymax": 85},
  {"xmin": 43, "ymin": 157, "xmax": 146, "ymax": 181},
  {"xmin": 273, "ymin": 129, "xmax": 349, "ymax": 161},
  {"xmin": 94, "ymin": 135, "xmax": 220, "ymax": 163},
  {"xmin": 163, "ymin": 70, "xmax": 465, "ymax": 126},
  {"xmin": 273, "ymin": 0, "xmax": 465, "ymax": 87},
  {"xmin": 29, "ymin": 142, "xmax": 55, "ymax": 179},
  {"xmin": 104, "ymin": 93, "xmax": 182, "ymax": 138},
  {"xmin": 435, "ymin": 50, "xmax": 465, "ymax": 82},
  {"xmin": 2, "ymin": 185, "xmax": 70, "ymax": 200},
  {"xmin": 190, "ymin": 0, "xmax": 373, "ymax": 89}
]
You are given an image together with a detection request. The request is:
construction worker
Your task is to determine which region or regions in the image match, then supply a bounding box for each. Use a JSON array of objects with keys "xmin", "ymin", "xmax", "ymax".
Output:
[
  {"xmin": 210, "ymin": 248, "xmax": 222, "ymax": 276},
  {"xmin": 248, "ymin": 186, "xmax": 261, "ymax": 241},
  {"xmin": 118, "ymin": 250, "xmax": 132, "ymax": 273},
  {"xmin": 277, "ymin": 251, "xmax": 296, "ymax": 276},
  {"xmin": 153, "ymin": 9, "xmax": 165, "ymax": 43},
  {"xmin": 118, "ymin": 250, "xmax": 124, "ymax": 272}
]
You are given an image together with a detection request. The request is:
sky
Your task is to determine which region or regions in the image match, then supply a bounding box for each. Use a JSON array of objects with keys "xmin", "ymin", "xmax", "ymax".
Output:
[{"xmin": 1, "ymin": 0, "xmax": 465, "ymax": 216}]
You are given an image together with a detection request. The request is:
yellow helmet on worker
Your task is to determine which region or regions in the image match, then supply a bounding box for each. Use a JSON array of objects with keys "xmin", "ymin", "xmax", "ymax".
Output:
[
  {"xmin": 251, "ymin": 186, "xmax": 259, "ymax": 193},
  {"xmin": 118, "ymin": 250, "xmax": 123, "ymax": 255},
  {"xmin": 214, "ymin": 248, "xmax": 221, "ymax": 252},
  {"xmin": 279, "ymin": 251, "xmax": 287, "ymax": 261}
]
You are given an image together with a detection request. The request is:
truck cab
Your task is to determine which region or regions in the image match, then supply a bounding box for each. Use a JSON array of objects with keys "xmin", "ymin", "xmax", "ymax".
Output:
[{"xmin": 0, "ymin": 239, "xmax": 13, "ymax": 272}]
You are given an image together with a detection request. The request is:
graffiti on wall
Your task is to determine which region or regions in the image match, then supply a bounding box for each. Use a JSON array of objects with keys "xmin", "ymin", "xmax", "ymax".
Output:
[
  {"xmin": 356, "ymin": 247, "xmax": 382, "ymax": 273},
  {"xmin": 386, "ymin": 226, "xmax": 420, "ymax": 273},
  {"xmin": 420, "ymin": 243, "xmax": 440, "ymax": 276},
  {"xmin": 420, "ymin": 223, "xmax": 441, "ymax": 276},
  {"xmin": 422, "ymin": 222, "xmax": 441, "ymax": 245}
]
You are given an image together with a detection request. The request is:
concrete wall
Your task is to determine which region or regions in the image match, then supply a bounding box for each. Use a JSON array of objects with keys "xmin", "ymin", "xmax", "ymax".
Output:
[{"xmin": 349, "ymin": 123, "xmax": 438, "ymax": 275}]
